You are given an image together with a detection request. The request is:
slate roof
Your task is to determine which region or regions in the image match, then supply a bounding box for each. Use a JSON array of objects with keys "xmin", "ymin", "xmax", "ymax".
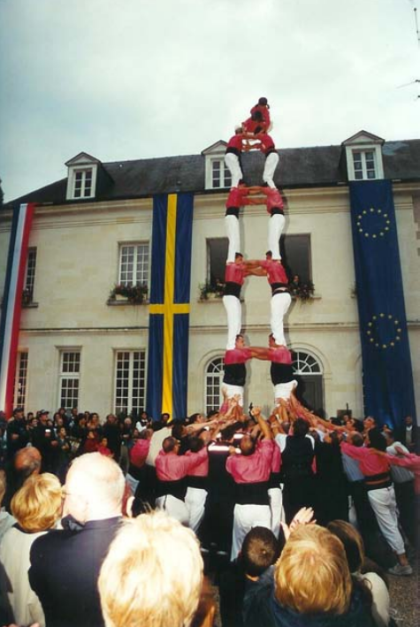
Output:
[{"xmin": 4, "ymin": 139, "xmax": 420, "ymax": 209}]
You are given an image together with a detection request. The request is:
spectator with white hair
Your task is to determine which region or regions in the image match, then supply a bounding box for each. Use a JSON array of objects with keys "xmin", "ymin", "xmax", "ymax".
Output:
[
  {"xmin": 98, "ymin": 510, "xmax": 211, "ymax": 627},
  {"xmin": 29, "ymin": 452, "xmax": 125, "ymax": 627}
]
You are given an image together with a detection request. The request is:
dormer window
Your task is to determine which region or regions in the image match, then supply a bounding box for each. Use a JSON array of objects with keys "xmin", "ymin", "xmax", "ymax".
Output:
[
  {"xmin": 342, "ymin": 131, "xmax": 385, "ymax": 182},
  {"xmin": 353, "ymin": 150, "xmax": 377, "ymax": 180},
  {"xmin": 73, "ymin": 169, "xmax": 93, "ymax": 198},
  {"xmin": 65, "ymin": 152, "xmax": 100, "ymax": 200},
  {"xmin": 211, "ymin": 158, "xmax": 232, "ymax": 189},
  {"xmin": 202, "ymin": 141, "xmax": 232, "ymax": 190}
]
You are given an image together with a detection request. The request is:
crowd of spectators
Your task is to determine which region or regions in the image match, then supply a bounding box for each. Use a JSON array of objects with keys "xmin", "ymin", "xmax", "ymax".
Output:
[{"xmin": 0, "ymin": 402, "xmax": 419, "ymax": 627}]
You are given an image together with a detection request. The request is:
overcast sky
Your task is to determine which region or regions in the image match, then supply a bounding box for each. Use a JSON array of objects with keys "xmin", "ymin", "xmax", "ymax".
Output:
[{"xmin": 0, "ymin": 0, "xmax": 419, "ymax": 202}]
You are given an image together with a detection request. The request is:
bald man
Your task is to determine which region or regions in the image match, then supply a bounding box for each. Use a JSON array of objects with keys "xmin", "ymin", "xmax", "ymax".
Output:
[{"xmin": 29, "ymin": 453, "xmax": 125, "ymax": 627}]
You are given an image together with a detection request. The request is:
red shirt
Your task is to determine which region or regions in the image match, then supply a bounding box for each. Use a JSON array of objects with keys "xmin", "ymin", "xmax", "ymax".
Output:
[
  {"xmin": 226, "ymin": 439, "xmax": 274, "ymax": 483},
  {"xmin": 155, "ymin": 447, "xmax": 208, "ymax": 481},
  {"xmin": 226, "ymin": 187, "xmax": 248, "ymax": 209},
  {"xmin": 258, "ymin": 133, "xmax": 276, "ymax": 154},
  {"xmin": 130, "ymin": 439, "xmax": 151, "ymax": 468},
  {"xmin": 266, "ymin": 189, "xmax": 284, "ymax": 213},
  {"xmin": 269, "ymin": 347, "xmax": 292, "ymax": 364},
  {"xmin": 224, "ymin": 347, "xmax": 252, "ymax": 365},
  {"xmin": 260, "ymin": 260, "xmax": 288, "ymax": 285},
  {"xmin": 227, "ymin": 134, "xmax": 243, "ymax": 151},
  {"xmin": 225, "ymin": 262, "xmax": 245, "ymax": 285},
  {"xmin": 185, "ymin": 450, "xmax": 209, "ymax": 477},
  {"xmin": 271, "ymin": 442, "xmax": 282, "ymax": 473},
  {"xmin": 340, "ymin": 442, "xmax": 390, "ymax": 477}
]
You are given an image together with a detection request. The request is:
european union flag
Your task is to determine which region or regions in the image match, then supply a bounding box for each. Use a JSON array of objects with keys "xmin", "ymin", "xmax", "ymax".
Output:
[
  {"xmin": 146, "ymin": 193, "xmax": 194, "ymax": 420},
  {"xmin": 349, "ymin": 180, "xmax": 416, "ymax": 428}
]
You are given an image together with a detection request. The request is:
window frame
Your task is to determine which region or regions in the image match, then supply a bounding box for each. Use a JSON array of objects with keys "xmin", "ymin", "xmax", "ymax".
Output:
[
  {"xmin": 204, "ymin": 356, "xmax": 224, "ymax": 414},
  {"xmin": 280, "ymin": 234, "xmax": 312, "ymax": 284},
  {"xmin": 210, "ymin": 158, "xmax": 232, "ymax": 189},
  {"xmin": 23, "ymin": 247, "xmax": 37, "ymax": 303},
  {"xmin": 114, "ymin": 349, "xmax": 147, "ymax": 416},
  {"xmin": 206, "ymin": 237, "xmax": 229, "ymax": 287},
  {"xmin": 58, "ymin": 350, "xmax": 81, "ymax": 410},
  {"xmin": 118, "ymin": 242, "xmax": 150, "ymax": 288},
  {"xmin": 67, "ymin": 165, "xmax": 98, "ymax": 200},
  {"xmin": 352, "ymin": 150, "xmax": 377, "ymax": 181},
  {"xmin": 14, "ymin": 351, "xmax": 29, "ymax": 410}
]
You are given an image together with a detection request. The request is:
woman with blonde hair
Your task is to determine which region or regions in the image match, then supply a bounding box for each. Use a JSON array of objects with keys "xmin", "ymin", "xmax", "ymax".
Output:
[
  {"xmin": 0, "ymin": 473, "xmax": 62, "ymax": 627},
  {"xmin": 272, "ymin": 525, "xmax": 375, "ymax": 626}
]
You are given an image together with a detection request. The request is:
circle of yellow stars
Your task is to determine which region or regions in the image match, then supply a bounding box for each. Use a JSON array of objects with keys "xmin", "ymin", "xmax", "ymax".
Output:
[
  {"xmin": 366, "ymin": 314, "xmax": 402, "ymax": 350},
  {"xmin": 356, "ymin": 208, "xmax": 391, "ymax": 239}
]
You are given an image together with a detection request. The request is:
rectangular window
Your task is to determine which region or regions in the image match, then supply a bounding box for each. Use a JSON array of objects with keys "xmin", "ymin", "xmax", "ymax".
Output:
[
  {"xmin": 73, "ymin": 169, "xmax": 93, "ymax": 198},
  {"xmin": 353, "ymin": 151, "xmax": 376, "ymax": 180},
  {"xmin": 207, "ymin": 237, "xmax": 229, "ymax": 286},
  {"xmin": 14, "ymin": 352, "xmax": 28, "ymax": 410},
  {"xmin": 280, "ymin": 234, "xmax": 312, "ymax": 283},
  {"xmin": 23, "ymin": 248, "xmax": 37, "ymax": 304},
  {"xmin": 59, "ymin": 351, "xmax": 81, "ymax": 410},
  {"xmin": 211, "ymin": 160, "xmax": 232, "ymax": 189},
  {"xmin": 114, "ymin": 350, "xmax": 146, "ymax": 416},
  {"xmin": 119, "ymin": 243, "xmax": 149, "ymax": 287}
]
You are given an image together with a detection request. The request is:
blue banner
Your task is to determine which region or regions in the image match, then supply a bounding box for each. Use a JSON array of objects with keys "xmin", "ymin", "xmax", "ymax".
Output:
[
  {"xmin": 146, "ymin": 193, "xmax": 194, "ymax": 420},
  {"xmin": 349, "ymin": 180, "xmax": 416, "ymax": 428}
]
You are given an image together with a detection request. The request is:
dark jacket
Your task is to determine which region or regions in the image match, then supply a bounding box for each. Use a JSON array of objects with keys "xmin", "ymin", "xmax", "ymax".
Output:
[
  {"xmin": 271, "ymin": 587, "xmax": 375, "ymax": 627},
  {"xmin": 29, "ymin": 517, "xmax": 121, "ymax": 627}
]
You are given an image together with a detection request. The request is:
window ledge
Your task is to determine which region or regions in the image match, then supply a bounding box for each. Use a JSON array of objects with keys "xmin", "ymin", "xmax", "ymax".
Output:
[
  {"xmin": 22, "ymin": 301, "xmax": 39, "ymax": 309},
  {"xmin": 197, "ymin": 296, "xmax": 246, "ymax": 303},
  {"xmin": 291, "ymin": 293, "xmax": 322, "ymax": 302},
  {"xmin": 107, "ymin": 298, "xmax": 149, "ymax": 307}
]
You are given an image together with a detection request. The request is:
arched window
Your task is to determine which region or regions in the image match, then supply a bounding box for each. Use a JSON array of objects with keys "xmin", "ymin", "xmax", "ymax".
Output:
[
  {"xmin": 205, "ymin": 357, "xmax": 224, "ymax": 414},
  {"xmin": 292, "ymin": 350, "xmax": 324, "ymax": 413}
]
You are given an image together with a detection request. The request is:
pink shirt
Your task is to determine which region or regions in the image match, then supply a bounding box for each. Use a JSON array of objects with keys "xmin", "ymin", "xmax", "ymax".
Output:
[
  {"xmin": 227, "ymin": 134, "xmax": 243, "ymax": 151},
  {"xmin": 224, "ymin": 347, "xmax": 252, "ymax": 365},
  {"xmin": 129, "ymin": 439, "xmax": 151, "ymax": 468},
  {"xmin": 269, "ymin": 347, "xmax": 292, "ymax": 364},
  {"xmin": 225, "ymin": 262, "xmax": 245, "ymax": 285},
  {"xmin": 340, "ymin": 442, "xmax": 390, "ymax": 477},
  {"xmin": 155, "ymin": 447, "xmax": 208, "ymax": 481},
  {"xmin": 185, "ymin": 450, "xmax": 209, "ymax": 477},
  {"xmin": 271, "ymin": 442, "xmax": 281, "ymax": 473},
  {"xmin": 266, "ymin": 189, "xmax": 284, "ymax": 213},
  {"xmin": 260, "ymin": 259, "xmax": 288, "ymax": 285},
  {"xmin": 226, "ymin": 187, "xmax": 248, "ymax": 208},
  {"xmin": 226, "ymin": 439, "xmax": 274, "ymax": 483}
]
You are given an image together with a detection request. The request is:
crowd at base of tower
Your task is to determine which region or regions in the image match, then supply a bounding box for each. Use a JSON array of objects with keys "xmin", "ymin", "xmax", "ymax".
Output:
[{"xmin": 1, "ymin": 403, "xmax": 419, "ymax": 627}]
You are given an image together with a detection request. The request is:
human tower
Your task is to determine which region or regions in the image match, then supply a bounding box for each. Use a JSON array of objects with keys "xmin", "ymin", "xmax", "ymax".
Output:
[{"xmin": 221, "ymin": 97, "xmax": 316, "ymax": 425}]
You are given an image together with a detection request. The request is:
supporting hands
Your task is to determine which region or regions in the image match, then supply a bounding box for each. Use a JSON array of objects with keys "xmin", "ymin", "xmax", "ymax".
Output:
[{"xmin": 280, "ymin": 507, "xmax": 316, "ymax": 541}]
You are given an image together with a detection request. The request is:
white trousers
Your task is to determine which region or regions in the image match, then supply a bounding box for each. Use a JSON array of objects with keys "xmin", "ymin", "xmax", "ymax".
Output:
[
  {"xmin": 155, "ymin": 495, "xmax": 190, "ymax": 526},
  {"xmin": 367, "ymin": 486, "xmax": 405, "ymax": 555},
  {"xmin": 231, "ymin": 503, "xmax": 272, "ymax": 561},
  {"xmin": 185, "ymin": 487, "xmax": 208, "ymax": 534},
  {"xmin": 274, "ymin": 380, "xmax": 298, "ymax": 403},
  {"xmin": 223, "ymin": 295, "xmax": 242, "ymax": 350},
  {"xmin": 225, "ymin": 215, "xmax": 240, "ymax": 263},
  {"xmin": 271, "ymin": 292, "xmax": 292, "ymax": 345},
  {"xmin": 224, "ymin": 153, "xmax": 243, "ymax": 188},
  {"xmin": 268, "ymin": 214, "xmax": 285, "ymax": 260},
  {"xmin": 222, "ymin": 383, "xmax": 244, "ymax": 407},
  {"xmin": 268, "ymin": 486, "xmax": 285, "ymax": 539},
  {"xmin": 263, "ymin": 152, "xmax": 279, "ymax": 188}
]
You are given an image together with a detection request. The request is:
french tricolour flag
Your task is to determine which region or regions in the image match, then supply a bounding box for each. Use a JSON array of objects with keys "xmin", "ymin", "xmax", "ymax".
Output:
[{"xmin": 0, "ymin": 203, "xmax": 35, "ymax": 416}]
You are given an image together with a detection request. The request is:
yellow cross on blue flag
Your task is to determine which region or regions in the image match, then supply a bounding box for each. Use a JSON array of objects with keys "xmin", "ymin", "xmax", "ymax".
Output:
[{"xmin": 146, "ymin": 193, "xmax": 194, "ymax": 420}]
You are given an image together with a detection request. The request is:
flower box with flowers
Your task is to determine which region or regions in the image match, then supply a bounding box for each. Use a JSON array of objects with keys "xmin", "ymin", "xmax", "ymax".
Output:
[
  {"xmin": 109, "ymin": 283, "xmax": 148, "ymax": 305},
  {"xmin": 199, "ymin": 281, "xmax": 225, "ymax": 301}
]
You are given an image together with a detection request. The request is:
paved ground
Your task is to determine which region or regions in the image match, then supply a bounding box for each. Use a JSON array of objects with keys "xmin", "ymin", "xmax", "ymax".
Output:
[{"xmin": 388, "ymin": 552, "xmax": 419, "ymax": 626}]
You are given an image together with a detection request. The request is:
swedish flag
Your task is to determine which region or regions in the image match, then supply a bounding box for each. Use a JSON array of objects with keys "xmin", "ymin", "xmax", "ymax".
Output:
[
  {"xmin": 349, "ymin": 180, "xmax": 416, "ymax": 428},
  {"xmin": 146, "ymin": 193, "xmax": 194, "ymax": 420}
]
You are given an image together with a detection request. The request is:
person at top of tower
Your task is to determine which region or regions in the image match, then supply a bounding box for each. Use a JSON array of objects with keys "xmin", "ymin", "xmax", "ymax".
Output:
[
  {"xmin": 223, "ymin": 253, "xmax": 261, "ymax": 350},
  {"xmin": 225, "ymin": 126, "xmax": 245, "ymax": 189},
  {"xmin": 242, "ymin": 97, "xmax": 271, "ymax": 134}
]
